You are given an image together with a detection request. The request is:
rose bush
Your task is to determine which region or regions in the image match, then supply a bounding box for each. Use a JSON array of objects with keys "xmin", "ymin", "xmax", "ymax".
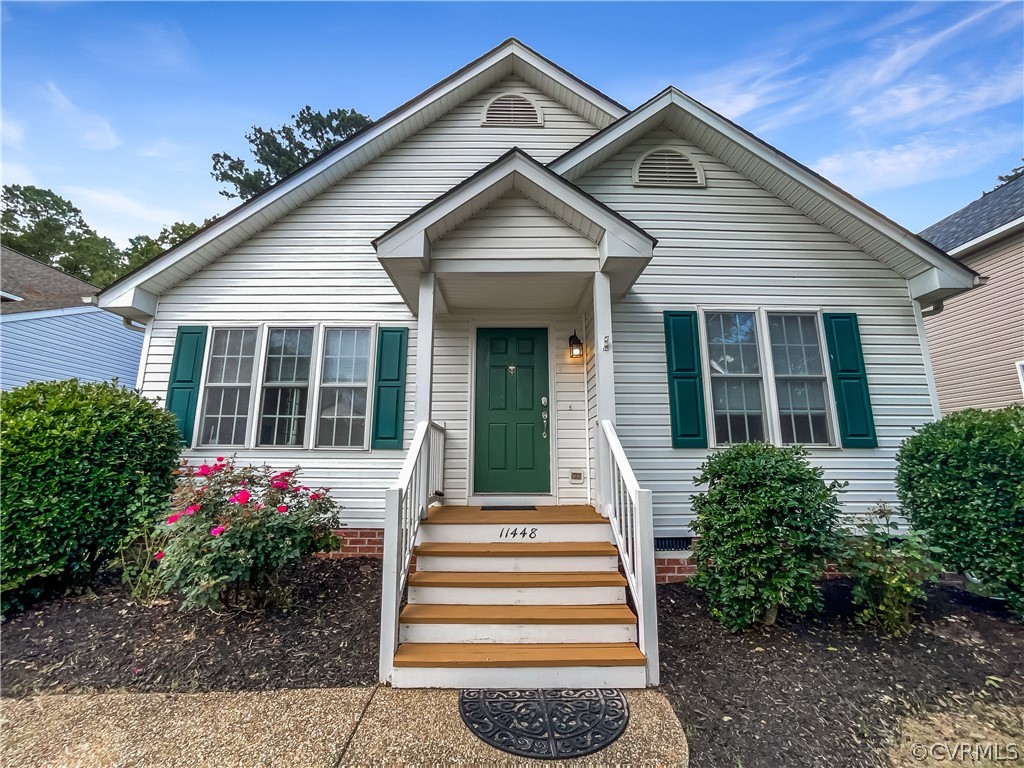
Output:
[{"xmin": 154, "ymin": 458, "xmax": 343, "ymax": 610}]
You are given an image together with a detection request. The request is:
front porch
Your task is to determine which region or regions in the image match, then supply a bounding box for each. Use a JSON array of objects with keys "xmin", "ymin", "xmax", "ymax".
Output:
[{"xmin": 371, "ymin": 151, "xmax": 662, "ymax": 687}]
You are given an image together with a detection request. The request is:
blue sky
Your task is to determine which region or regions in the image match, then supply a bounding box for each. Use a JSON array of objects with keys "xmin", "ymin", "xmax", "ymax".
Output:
[{"xmin": 2, "ymin": 2, "xmax": 1021, "ymax": 246}]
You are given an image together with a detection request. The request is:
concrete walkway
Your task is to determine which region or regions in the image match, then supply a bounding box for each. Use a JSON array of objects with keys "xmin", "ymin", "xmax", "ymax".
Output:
[{"xmin": 2, "ymin": 687, "xmax": 688, "ymax": 767}]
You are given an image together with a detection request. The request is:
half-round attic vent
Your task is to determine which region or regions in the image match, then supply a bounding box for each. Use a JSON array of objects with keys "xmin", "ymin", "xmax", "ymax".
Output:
[
  {"xmin": 633, "ymin": 147, "xmax": 705, "ymax": 187},
  {"xmin": 482, "ymin": 93, "xmax": 543, "ymax": 126}
]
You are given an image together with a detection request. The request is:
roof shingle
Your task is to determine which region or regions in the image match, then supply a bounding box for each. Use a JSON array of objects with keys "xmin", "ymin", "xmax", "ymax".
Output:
[
  {"xmin": 918, "ymin": 175, "xmax": 1024, "ymax": 252},
  {"xmin": 0, "ymin": 245, "xmax": 98, "ymax": 314}
]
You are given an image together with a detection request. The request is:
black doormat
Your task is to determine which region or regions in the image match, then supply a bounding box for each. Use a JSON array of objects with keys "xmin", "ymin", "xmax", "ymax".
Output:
[
  {"xmin": 459, "ymin": 689, "xmax": 629, "ymax": 759},
  {"xmin": 480, "ymin": 505, "xmax": 537, "ymax": 510}
]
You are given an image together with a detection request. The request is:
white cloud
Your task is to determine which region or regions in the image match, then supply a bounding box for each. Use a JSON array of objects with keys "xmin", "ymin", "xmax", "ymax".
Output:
[
  {"xmin": 1, "ymin": 112, "xmax": 25, "ymax": 147},
  {"xmin": 138, "ymin": 138, "xmax": 185, "ymax": 158},
  {"xmin": 84, "ymin": 22, "xmax": 193, "ymax": 73},
  {"xmin": 813, "ymin": 131, "xmax": 1020, "ymax": 195},
  {"xmin": 62, "ymin": 186, "xmax": 183, "ymax": 246},
  {"xmin": 44, "ymin": 81, "xmax": 120, "ymax": 150}
]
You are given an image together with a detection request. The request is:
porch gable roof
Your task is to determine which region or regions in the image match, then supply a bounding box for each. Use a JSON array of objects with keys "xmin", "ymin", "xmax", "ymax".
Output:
[
  {"xmin": 373, "ymin": 148, "xmax": 657, "ymax": 314},
  {"xmin": 549, "ymin": 88, "xmax": 980, "ymax": 306}
]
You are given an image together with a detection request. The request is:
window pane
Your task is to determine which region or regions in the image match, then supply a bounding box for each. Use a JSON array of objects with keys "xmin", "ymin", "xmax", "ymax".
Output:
[
  {"xmin": 265, "ymin": 328, "xmax": 314, "ymax": 385},
  {"xmin": 322, "ymin": 328, "xmax": 371, "ymax": 385},
  {"xmin": 706, "ymin": 312, "xmax": 760, "ymax": 375},
  {"xmin": 776, "ymin": 378, "xmax": 830, "ymax": 445},
  {"xmin": 259, "ymin": 387, "xmax": 308, "ymax": 446},
  {"xmin": 710, "ymin": 378, "xmax": 764, "ymax": 444},
  {"xmin": 199, "ymin": 387, "xmax": 250, "ymax": 446},
  {"xmin": 317, "ymin": 385, "xmax": 368, "ymax": 447},
  {"xmin": 768, "ymin": 313, "xmax": 824, "ymax": 376},
  {"xmin": 206, "ymin": 329, "xmax": 257, "ymax": 385}
]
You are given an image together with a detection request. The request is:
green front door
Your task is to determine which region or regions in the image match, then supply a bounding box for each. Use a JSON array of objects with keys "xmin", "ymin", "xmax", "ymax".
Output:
[{"xmin": 474, "ymin": 328, "xmax": 550, "ymax": 494}]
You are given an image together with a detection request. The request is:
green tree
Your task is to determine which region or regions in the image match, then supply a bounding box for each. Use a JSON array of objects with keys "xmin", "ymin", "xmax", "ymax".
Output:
[
  {"xmin": 1, "ymin": 184, "xmax": 121, "ymax": 285},
  {"xmin": 121, "ymin": 219, "xmax": 209, "ymax": 272},
  {"xmin": 211, "ymin": 106, "xmax": 372, "ymax": 200}
]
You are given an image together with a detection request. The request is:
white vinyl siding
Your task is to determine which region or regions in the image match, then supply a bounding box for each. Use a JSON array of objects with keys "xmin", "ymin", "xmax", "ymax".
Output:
[
  {"xmin": 924, "ymin": 235, "xmax": 1024, "ymax": 412},
  {"xmin": 137, "ymin": 77, "xmax": 600, "ymax": 526},
  {"xmin": 577, "ymin": 127, "xmax": 936, "ymax": 535},
  {"xmin": 0, "ymin": 307, "xmax": 142, "ymax": 391}
]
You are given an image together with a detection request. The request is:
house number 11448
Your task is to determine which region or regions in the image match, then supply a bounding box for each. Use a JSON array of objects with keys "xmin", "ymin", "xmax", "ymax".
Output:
[{"xmin": 498, "ymin": 527, "xmax": 538, "ymax": 539}]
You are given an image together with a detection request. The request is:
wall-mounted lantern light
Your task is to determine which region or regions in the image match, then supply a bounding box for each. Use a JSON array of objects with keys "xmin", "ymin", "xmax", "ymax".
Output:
[{"xmin": 568, "ymin": 330, "xmax": 584, "ymax": 359}]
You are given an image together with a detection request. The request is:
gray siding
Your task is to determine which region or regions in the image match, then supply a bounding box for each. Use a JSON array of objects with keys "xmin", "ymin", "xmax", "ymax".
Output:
[
  {"xmin": 924, "ymin": 234, "xmax": 1024, "ymax": 412},
  {"xmin": 577, "ymin": 127, "xmax": 935, "ymax": 535},
  {"xmin": 1, "ymin": 307, "xmax": 142, "ymax": 390}
]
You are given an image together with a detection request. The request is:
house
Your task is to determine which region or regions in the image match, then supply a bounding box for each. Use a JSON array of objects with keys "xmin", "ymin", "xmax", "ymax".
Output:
[
  {"xmin": 97, "ymin": 40, "xmax": 978, "ymax": 688},
  {"xmin": 0, "ymin": 245, "xmax": 143, "ymax": 390},
  {"xmin": 919, "ymin": 176, "xmax": 1024, "ymax": 413}
]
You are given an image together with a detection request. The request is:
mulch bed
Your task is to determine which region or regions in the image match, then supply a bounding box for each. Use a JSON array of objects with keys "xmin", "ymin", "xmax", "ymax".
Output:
[
  {"xmin": 658, "ymin": 578, "xmax": 1024, "ymax": 768},
  {"xmin": 3, "ymin": 560, "xmax": 1022, "ymax": 768},
  {"xmin": 1, "ymin": 558, "xmax": 381, "ymax": 697}
]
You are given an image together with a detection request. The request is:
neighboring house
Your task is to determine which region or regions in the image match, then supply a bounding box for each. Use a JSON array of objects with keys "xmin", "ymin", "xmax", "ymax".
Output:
[
  {"xmin": 919, "ymin": 176, "xmax": 1024, "ymax": 413},
  {"xmin": 98, "ymin": 40, "xmax": 978, "ymax": 688},
  {"xmin": 0, "ymin": 245, "xmax": 143, "ymax": 390}
]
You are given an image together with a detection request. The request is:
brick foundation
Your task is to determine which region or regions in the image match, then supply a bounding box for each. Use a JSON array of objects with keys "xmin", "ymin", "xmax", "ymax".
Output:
[
  {"xmin": 316, "ymin": 528, "xmax": 385, "ymax": 559},
  {"xmin": 655, "ymin": 556, "xmax": 697, "ymax": 584}
]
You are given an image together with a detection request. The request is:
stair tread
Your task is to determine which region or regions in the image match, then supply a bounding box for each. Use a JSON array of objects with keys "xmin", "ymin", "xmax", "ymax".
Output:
[
  {"xmin": 425, "ymin": 506, "xmax": 604, "ymax": 525},
  {"xmin": 414, "ymin": 541, "xmax": 618, "ymax": 557},
  {"xmin": 400, "ymin": 604, "xmax": 637, "ymax": 624},
  {"xmin": 393, "ymin": 642, "xmax": 645, "ymax": 668},
  {"xmin": 407, "ymin": 571, "xmax": 627, "ymax": 588}
]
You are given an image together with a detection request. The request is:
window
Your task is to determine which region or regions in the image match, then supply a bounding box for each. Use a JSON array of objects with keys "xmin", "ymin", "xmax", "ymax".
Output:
[
  {"xmin": 481, "ymin": 93, "xmax": 543, "ymax": 126},
  {"xmin": 701, "ymin": 309, "xmax": 836, "ymax": 447},
  {"xmin": 199, "ymin": 328, "xmax": 257, "ymax": 446},
  {"xmin": 768, "ymin": 313, "xmax": 830, "ymax": 445},
  {"xmin": 317, "ymin": 328, "xmax": 371, "ymax": 447},
  {"xmin": 259, "ymin": 327, "xmax": 314, "ymax": 446},
  {"xmin": 196, "ymin": 325, "xmax": 375, "ymax": 449},
  {"xmin": 633, "ymin": 147, "xmax": 705, "ymax": 187},
  {"xmin": 705, "ymin": 311, "xmax": 766, "ymax": 443}
]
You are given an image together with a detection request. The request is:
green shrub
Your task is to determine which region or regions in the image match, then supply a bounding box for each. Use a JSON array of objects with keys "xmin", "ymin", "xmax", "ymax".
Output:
[
  {"xmin": 1, "ymin": 379, "xmax": 181, "ymax": 613},
  {"xmin": 896, "ymin": 405, "xmax": 1024, "ymax": 618},
  {"xmin": 155, "ymin": 458, "xmax": 343, "ymax": 610},
  {"xmin": 841, "ymin": 504, "xmax": 942, "ymax": 635},
  {"xmin": 691, "ymin": 443, "xmax": 844, "ymax": 631}
]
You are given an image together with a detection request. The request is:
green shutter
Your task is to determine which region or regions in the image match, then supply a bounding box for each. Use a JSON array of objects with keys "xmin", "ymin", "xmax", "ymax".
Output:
[
  {"xmin": 371, "ymin": 327, "xmax": 409, "ymax": 449},
  {"xmin": 663, "ymin": 311, "xmax": 707, "ymax": 448},
  {"xmin": 166, "ymin": 326, "xmax": 208, "ymax": 447},
  {"xmin": 822, "ymin": 313, "xmax": 877, "ymax": 448}
]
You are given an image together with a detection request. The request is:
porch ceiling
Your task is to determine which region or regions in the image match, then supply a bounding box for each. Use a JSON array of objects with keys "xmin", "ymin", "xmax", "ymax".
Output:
[{"xmin": 436, "ymin": 272, "xmax": 592, "ymax": 312}]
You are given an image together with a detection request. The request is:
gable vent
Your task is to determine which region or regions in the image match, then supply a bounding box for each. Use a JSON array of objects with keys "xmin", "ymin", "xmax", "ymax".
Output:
[
  {"xmin": 482, "ymin": 94, "xmax": 543, "ymax": 126},
  {"xmin": 633, "ymin": 148, "xmax": 705, "ymax": 187}
]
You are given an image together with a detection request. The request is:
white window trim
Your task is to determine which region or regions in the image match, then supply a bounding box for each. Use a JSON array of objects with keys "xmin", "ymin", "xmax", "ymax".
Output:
[
  {"xmin": 480, "ymin": 91, "xmax": 545, "ymax": 127},
  {"xmin": 632, "ymin": 145, "xmax": 706, "ymax": 187},
  {"xmin": 1017, "ymin": 360, "xmax": 1024, "ymax": 398},
  {"xmin": 697, "ymin": 306, "xmax": 841, "ymax": 449},
  {"xmin": 191, "ymin": 322, "xmax": 378, "ymax": 452}
]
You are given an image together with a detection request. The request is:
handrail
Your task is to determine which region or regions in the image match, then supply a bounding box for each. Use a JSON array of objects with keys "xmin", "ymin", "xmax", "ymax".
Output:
[
  {"xmin": 378, "ymin": 420, "xmax": 445, "ymax": 683},
  {"xmin": 598, "ymin": 419, "xmax": 660, "ymax": 686}
]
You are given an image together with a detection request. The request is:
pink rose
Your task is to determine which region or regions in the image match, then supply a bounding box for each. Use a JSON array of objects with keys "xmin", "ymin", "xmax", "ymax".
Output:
[
  {"xmin": 185, "ymin": 505, "xmax": 200, "ymax": 515},
  {"xmin": 196, "ymin": 464, "xmax": 213, "ymax": 477},
  {"xmin": 272, "ymin": 480, "xmax": 289, "ymax": 489},
  {"xmin": 167, "ymin": 513, "xmax": 182, "ymax": 525},
  {"xmin": 309, "ymin": 493, "xmax": 320, "ymax": 501},
  {"xmin": 210, "ymin": 526, "xmax": 226, "ymax": 537},
  {"xmin": 216, "ymin": 456, "xmax": 225, "ymax": 462},
  {"xmin": 277, "ymin": 504, "xmax": 288, "ymax": 513},
  {"xmin": 154, "ymin": 551, "xmax": 164, "ymax": 561},
  {"xmin": 229, "ymin": 489, "xmax": 251, "ymax": 505}
]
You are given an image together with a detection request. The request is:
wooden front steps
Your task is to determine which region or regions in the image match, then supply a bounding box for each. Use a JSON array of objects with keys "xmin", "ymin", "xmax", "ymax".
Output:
[{"xmin": 389, "ymin": 504, "xmax": 648, "ymax": 688}]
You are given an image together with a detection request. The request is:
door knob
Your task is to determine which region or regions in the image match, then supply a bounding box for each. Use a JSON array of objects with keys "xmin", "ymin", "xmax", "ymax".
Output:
[{"xmin": 541, "ymin": 396, "xmax": 548, "ymax": 406}]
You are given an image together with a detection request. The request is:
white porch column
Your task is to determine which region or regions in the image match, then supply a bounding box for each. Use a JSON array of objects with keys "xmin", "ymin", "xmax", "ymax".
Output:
[
  {"xmin": 414, "ymin": 273, "xmax": 436, "ymax": 425},
  {"xmin": 593, "ymin": 271, "xmax": 616, "ymax": 513}
]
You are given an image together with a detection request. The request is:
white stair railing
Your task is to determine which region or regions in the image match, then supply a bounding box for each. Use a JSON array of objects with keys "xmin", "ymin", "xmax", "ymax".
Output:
[
  {"xmin": 378, "ymin": 420, "xmax": 445, "ymax": 683},
  {"xmin": 598, "ymin": 419, "xmax": 660, "ymax": 686}
]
